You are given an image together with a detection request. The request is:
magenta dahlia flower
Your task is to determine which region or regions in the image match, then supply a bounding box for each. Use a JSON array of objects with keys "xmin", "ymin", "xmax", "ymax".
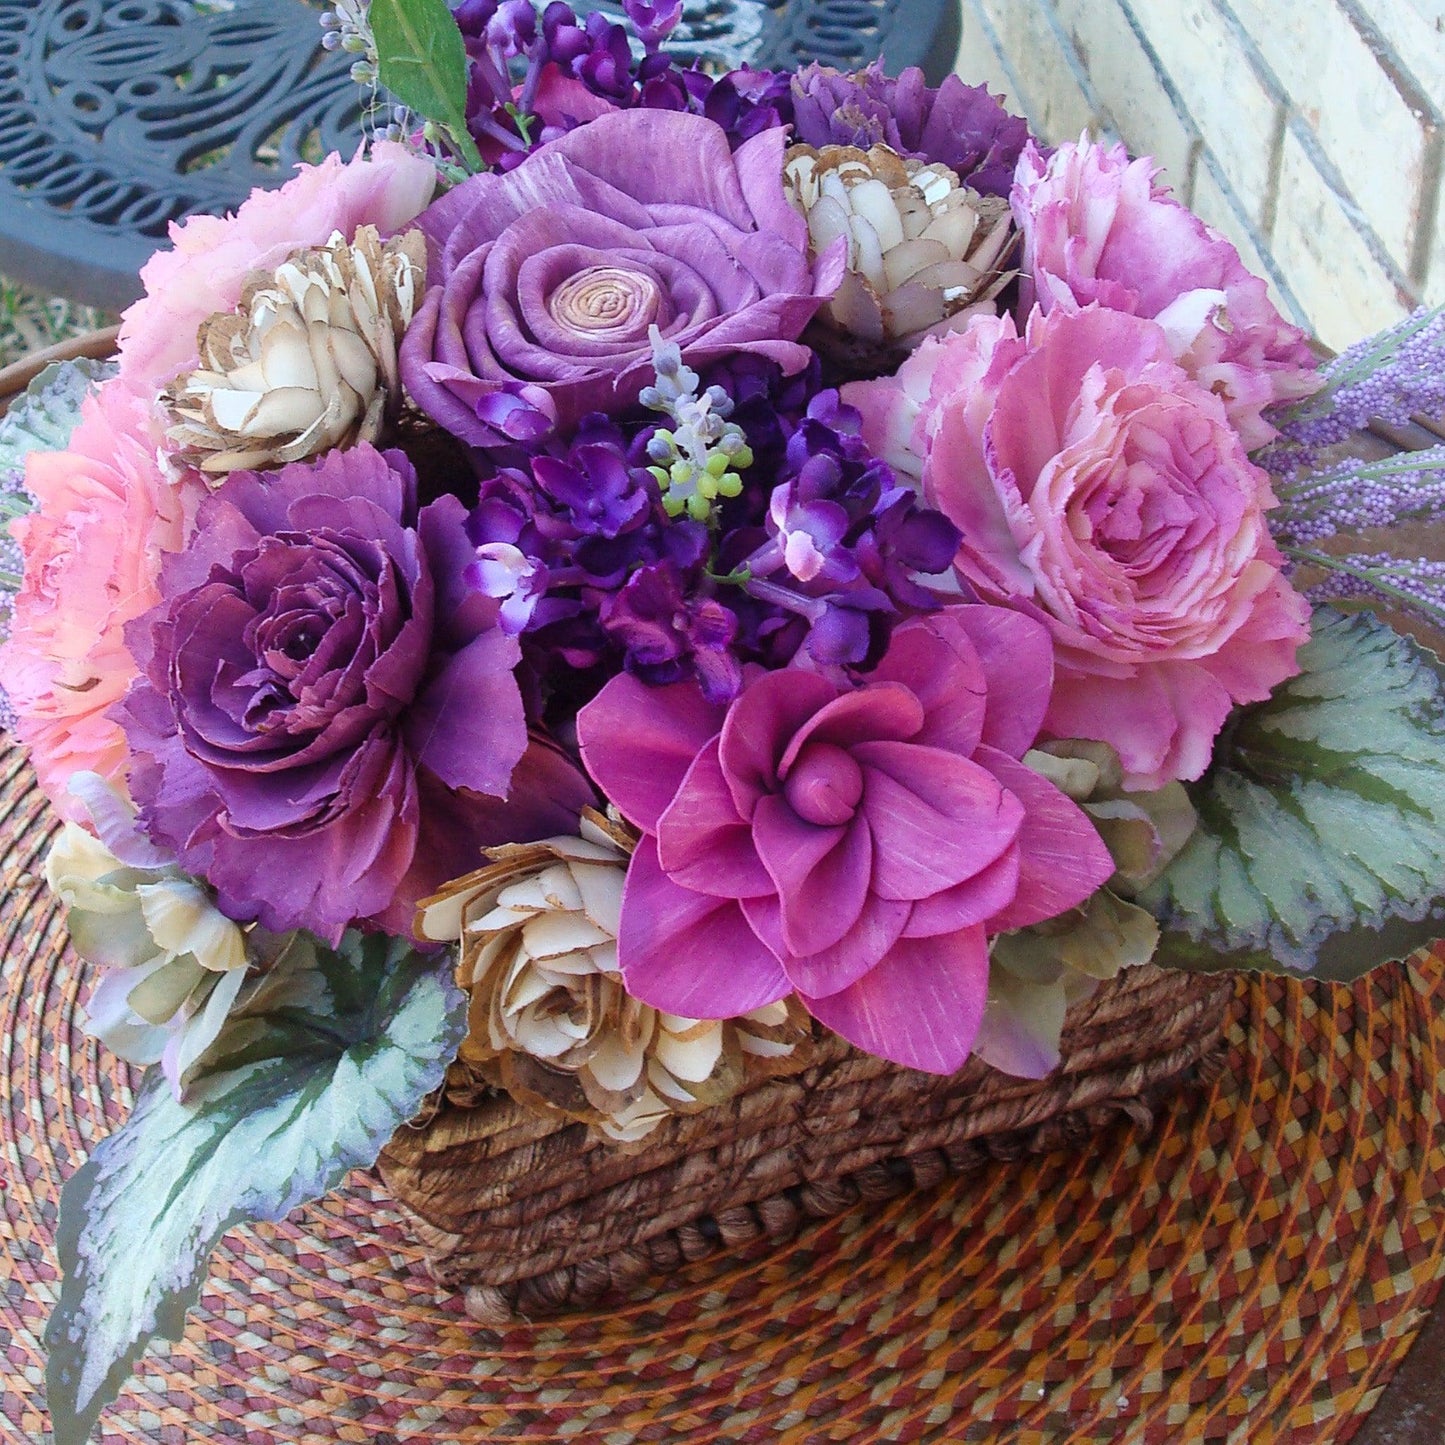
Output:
[
  {"xmin": 577, "ymin": 606, "xmax": 1113, "ymax": 1073},
  {"xmin": 116, "ymin": 444, "xmax": 594, "ymax": 943}
]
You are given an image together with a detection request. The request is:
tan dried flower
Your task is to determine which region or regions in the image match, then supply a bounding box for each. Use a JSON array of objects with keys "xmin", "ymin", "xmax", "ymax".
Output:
[
  {"xmin": 161, "ymin": 224, "xmax": 426, "ymax": 478},
  {"xmin": 782, "ymin": 142, "xmax": 1016, "ymax": 370},
  {"xmin": 416, "ymin": 811, "xmax": 810, "ymax": 1143}
]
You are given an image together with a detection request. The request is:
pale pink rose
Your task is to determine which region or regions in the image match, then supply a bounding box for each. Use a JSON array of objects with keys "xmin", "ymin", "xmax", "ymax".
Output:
[
  {"xmin": 845, "ymin": 304, "xmax": 1311, "ymax": 789},
  {"xmin": 115, "ymin": 142, "xmax": 436, "ymax": 398},
  {"xmin": 2, "ymin": 386, "xmax": 203, "ymax": 817},
  {"xmin": 1011, "ymin": 137, "xmax": 1320, "ymax": 451}
]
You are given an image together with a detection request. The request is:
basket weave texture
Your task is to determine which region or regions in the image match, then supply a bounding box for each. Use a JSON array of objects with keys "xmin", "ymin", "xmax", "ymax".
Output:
[{"xmin": 379, "ymin": 963, "xmax": 1232, "ymax": 1320}]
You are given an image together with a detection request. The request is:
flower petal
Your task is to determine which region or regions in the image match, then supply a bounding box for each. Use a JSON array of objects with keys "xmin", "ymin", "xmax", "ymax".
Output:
[
  {"xmin": 972, "ymin": 745, "xmax": 1115, "ymax": 931},
  {"xmin": 578, "ymin": 674, "xmax": 725, "ymax": 832},
  {"xmin": 854, "ymin": 740, "xmax": 1022, "ymax": 899},
  {"xmin": 868, "ymin": 611, "xmax": 986, "ymax": 757},
  {"xmin": 717, "ymin": 668, "xmax": 838, "ymax": 819},
  {"xmin": 617, "ymin": 837, "xmax": 789, "ymax": 1016},
  {"xmin": 946, "ymin": 606, "xmax": 1056, "ymax": 757},
  {"xmin": 902, "ymin": 845, "xmax": 1021, "ymax": 937},
  {"xmin": 751, "ymin": 797, "xmax": 871, "ymax": 956},
  {"xmin": 801, "ymin": 925, "xmax": 989, "ymax": 1073},
  {"xmin": 744, "ymin": 888, "xmax": 910, "ymax": 999},
  {"xmin": 656, "ymin": 738, "xmax": 773, "ymax": 898}
]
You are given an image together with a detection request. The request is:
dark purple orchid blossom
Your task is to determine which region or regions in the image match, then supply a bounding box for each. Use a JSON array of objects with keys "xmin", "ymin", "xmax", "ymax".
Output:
[
  {"xmin": 399, "ymin": 107, "xmax": 843, "ymax": 446},
  {"xmin": 790, "ymin": 60, "xmax": 1032, "ymax": 197},
  {"xmin": 115, "ymin": 444, "xmax": 594, "ymax": 944}
]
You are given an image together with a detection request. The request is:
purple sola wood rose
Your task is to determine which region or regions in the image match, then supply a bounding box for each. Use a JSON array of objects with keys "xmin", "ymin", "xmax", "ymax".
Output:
[
  {"xmin": 116, "ymin": 444, "xmax": 595, "ymax": 943},
  {"xmin": 577, "ymin": 605, "xmax": 1114, "ymax": 1073},
  {"xmin": 400, "ymin": 108, "xmax": 845, "ymax": 447}
]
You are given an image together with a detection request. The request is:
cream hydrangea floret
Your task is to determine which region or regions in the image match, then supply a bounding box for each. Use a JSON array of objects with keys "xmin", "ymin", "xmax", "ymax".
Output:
[
  {"xmin": 417, "ymin": 811, "xmax": 809, "ymax": 1143},
  {"xmin": 45, "ymin": 772, "xmax": 256, "ymax": 1098}
]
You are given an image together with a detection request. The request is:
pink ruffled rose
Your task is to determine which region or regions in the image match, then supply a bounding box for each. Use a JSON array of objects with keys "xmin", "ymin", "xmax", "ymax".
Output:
[
  {"xmin": 577, "ymin": 606, "xmax": 1113, "ymax": 1073},
  {"xmin": 1011, "ymin": 136, "xmax": 1320, "ymax": 450},
  {"xmin": 115, "ymin": 141, "xmax": 437, "ymax": 398},
  {"xmin": 1, "ymin": 386, "xmax": 201, "ymax": 818},
  {"xmin": 847, "ymin": 305, "xmax": 1311, "ymax": 790}
]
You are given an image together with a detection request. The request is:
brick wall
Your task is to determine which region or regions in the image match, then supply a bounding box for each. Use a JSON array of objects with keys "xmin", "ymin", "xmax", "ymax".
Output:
[{"xmin": 953, "ymin": 0, "xmax": 1444, "ymax": 349}]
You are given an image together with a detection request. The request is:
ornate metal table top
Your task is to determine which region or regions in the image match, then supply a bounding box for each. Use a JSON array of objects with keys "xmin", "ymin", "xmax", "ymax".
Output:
[{"xmin": 0, "ymin": 0, "xmax": 959, "ymax": 310}]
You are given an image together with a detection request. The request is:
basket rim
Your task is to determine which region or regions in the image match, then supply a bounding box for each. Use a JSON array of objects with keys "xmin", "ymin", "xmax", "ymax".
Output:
[{"xmin": 0, "ymin": 325, "xmax": 120, "ymax": 414}]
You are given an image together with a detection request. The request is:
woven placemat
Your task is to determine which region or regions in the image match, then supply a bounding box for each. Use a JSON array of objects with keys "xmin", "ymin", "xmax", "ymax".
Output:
[{"xmin": 2, "ymin": 743, "xmax": 1444, "ymax": 1444}]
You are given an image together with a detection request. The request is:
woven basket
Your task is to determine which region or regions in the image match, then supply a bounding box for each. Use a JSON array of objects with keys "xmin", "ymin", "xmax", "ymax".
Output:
[
  {"xmin": 378, "ymin": 966, "xmax": 1232, "ymax": 1321},
  {"xmin": 0, "ymin": 330, "xmax": 1234, "ymax": 1323}
]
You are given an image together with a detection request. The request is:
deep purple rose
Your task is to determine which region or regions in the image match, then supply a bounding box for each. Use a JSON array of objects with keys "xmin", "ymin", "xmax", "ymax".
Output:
[
  {"xmin": 400, "ymin": 108, "xmax": 844, "ymax": 447},
  {"xmin": 116, "ymin": 444, "xmax": 594, "ymax": 943}
]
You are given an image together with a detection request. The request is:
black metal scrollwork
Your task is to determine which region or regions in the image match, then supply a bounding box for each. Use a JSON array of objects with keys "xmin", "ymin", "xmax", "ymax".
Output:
[
  {"xmin": 0, "ymin": 0, "xmax": 955, "ymax": 308},
  {"xmin": 0, "ymin": 0, "xmax": 362, "ymax": 305}
]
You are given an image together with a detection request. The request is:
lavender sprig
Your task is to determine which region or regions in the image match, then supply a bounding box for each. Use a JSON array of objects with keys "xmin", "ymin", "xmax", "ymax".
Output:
[
  {"xmin": 1260, "ymin": 303, "xmax": 1445, "ymax": 482},
  {"xmin": 1289, "ymin": 548, "xmax": 1445, "ymax": 632},
  {"xmin": 1270, "ymin": 445, "xmax": 1445, "ymax": 547}
]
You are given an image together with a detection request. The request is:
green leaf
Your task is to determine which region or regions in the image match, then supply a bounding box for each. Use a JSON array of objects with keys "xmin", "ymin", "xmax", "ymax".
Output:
[
  {"xmin": 370, "ymin": 0, "xmax": 485, "ymax": 173},
  {"xmin": 0, "ymin": 358, "xmax": 114, "ymax": 513},
  {"xmin": 1141, "ymin": 607, "xmax": 1445, "ymax": 980},
  {"xmin": 45, "ymin": 931, "xmax": 466, "ymax": 1445}
]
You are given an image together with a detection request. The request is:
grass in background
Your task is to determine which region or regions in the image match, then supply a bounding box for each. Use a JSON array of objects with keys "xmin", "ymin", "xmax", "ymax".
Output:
[{"xmin": 0, "ymin": 275, "xmax": 112, "ymax": 371}]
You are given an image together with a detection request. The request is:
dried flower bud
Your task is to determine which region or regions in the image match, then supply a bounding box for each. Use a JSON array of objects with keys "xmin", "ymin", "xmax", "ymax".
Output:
[
  {"xmin": 783, "ymin": 142, "xmax": 1016, "ymax": 373},
  {"xmin": 162, "ymin": 225, "xmax": 426, "ymax": 478},
  {"xmin": 417, "ymin": 811, "xmax": 810, "ymax": 1142}
]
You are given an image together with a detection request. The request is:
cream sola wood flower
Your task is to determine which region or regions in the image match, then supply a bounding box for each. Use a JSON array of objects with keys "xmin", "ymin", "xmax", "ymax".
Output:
[
  {"xmin": 161, "ymin": 224, "xmax": 426, "ymax": 477},
  {"xmin": 44, "ymin": 772, "xmax": 262, "ymax": 1098},
  {"xmin": 417, "ymin": 812, "xmax": 811, "ymax": 1143},
  {"xmin": 782, "ymin": 142, "xmax": 1016, "ymax": 369}
]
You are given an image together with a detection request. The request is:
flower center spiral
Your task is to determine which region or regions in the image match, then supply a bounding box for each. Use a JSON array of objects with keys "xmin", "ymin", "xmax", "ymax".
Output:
[
  {"xmin": 548, "ymin": 266, "xmax": 660, "ymax": 341},
  {"xmin": 783, "ymin": 741, "xmax": 864, "ymax": 827}
]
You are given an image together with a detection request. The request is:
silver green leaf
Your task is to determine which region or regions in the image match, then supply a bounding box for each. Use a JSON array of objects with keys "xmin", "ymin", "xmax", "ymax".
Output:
[
  {"xmin": 0, "ymin": 359, "xmax": 114, "ymax": 515},
  {"xmin": 1141, "ymin": 607, "xmax": 1445, "ymax": 980},
  {"xmin": 370, "ymin": 0, "xmax": 485, "ymax": 173},
  {"xmin": 45, "ymin": 930, "xmax": 466, "ymax": 1445}
]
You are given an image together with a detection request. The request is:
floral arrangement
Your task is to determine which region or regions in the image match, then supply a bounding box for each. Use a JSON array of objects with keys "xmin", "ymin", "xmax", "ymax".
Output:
[{"xmin": 3, "ymin": 1, "xmax": 1445, "ymax": 1439}]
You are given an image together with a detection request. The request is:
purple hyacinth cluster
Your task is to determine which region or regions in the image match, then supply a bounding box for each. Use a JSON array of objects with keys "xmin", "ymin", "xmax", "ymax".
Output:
[
  {"xmin": 464, "ymin": 353, "xmax": 961, "ymax": 712},
  {"xmin": 449, "ymin": 0, "xmax": 793, "ymax": 167}
]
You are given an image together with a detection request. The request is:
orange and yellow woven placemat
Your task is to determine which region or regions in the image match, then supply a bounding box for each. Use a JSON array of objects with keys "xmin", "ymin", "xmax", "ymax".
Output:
[{"xmin": 2, "ymin": 743, "xmax": 1445, "ymax": 1444}]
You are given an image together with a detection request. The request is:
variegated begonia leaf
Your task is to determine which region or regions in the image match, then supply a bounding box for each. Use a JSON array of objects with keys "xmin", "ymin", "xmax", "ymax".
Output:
[
  {"xmin": 1141, "ymin": 607, "xmax": 1445, "ymax": 980},
  {"xmin": 45, "ymin": 930, "xmax": 466, "ymax": 1445}
]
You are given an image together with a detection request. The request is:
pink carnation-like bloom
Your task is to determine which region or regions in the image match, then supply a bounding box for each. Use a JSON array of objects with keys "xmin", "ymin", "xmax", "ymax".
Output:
[
  {"xmin": 1, "ymin": 386, "xmax": 200, "ymax": 818},
  {"xmin": 115, "ymin": 141, "xmax": 437, "ymax": 399},
  {"xmin": 577, "ymin": 606, "xmax": 1113, "ymax": 1073},
  {"xmin": 1011, "ymin": 136, "xmax": 1319, "ymax": 450},
  {"xmin": 847, "ymin": 305, "xmax": 1311, "ymax": 790}
]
